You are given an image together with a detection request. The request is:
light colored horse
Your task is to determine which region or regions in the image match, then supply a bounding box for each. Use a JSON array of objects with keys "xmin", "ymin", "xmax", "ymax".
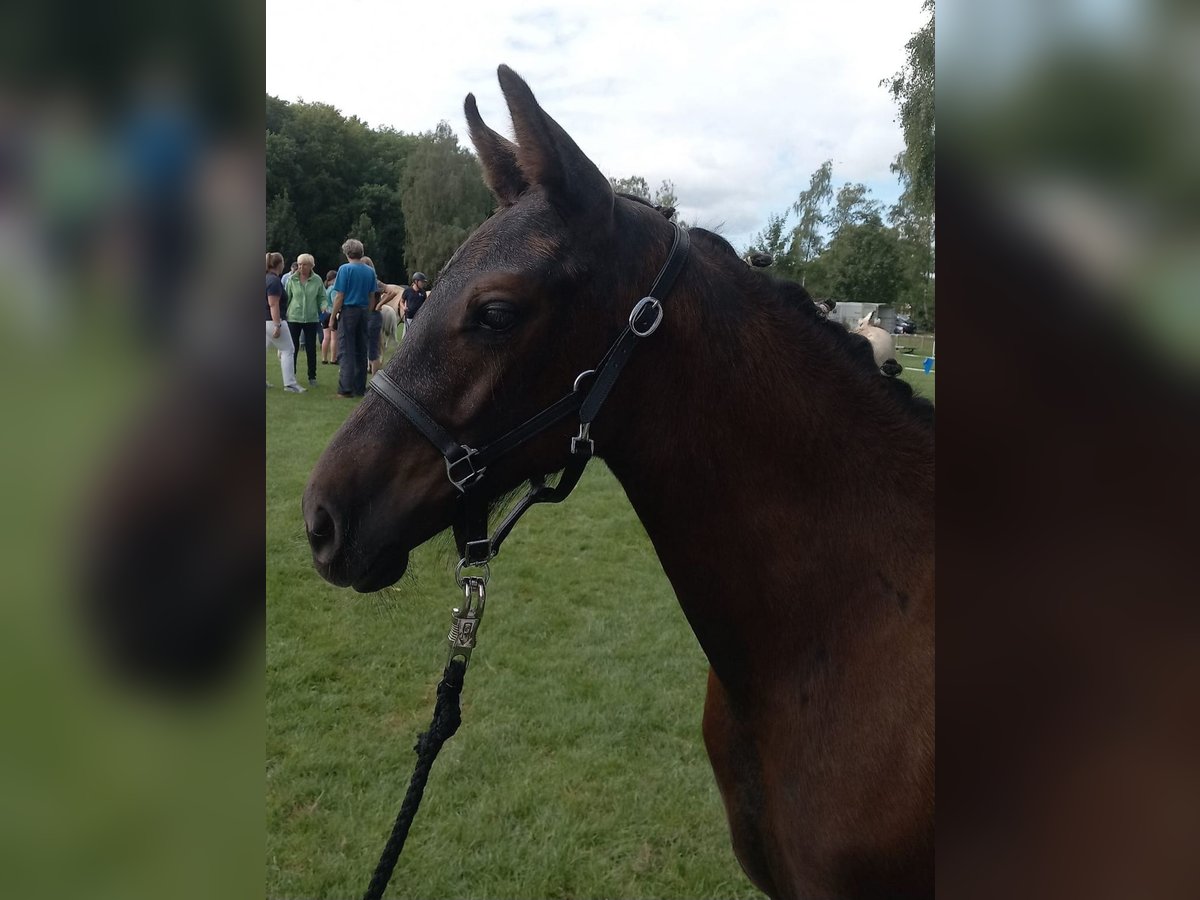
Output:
[
  {"xmin": 378, "ymin": 303, "xmax": 399, "ymax": 353},
  {"xmin": 853, "ymin": 312, "xmax": 902, "ymax": 376}
]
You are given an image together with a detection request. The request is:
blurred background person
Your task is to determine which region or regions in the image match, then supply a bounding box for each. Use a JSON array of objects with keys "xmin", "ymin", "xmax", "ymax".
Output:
[
  {"xmin": 401, "ymin": 271, "xmax": 428, "ymax": 338},
  {"xmin": 329, "ymin": 238, "xmax": 375, "ymax": 397},
  {"xmin": 265, "ymin": 251, "xmax": 303, "ymax": 392},
  {"xmin": 362, "ymin": 255, "xmax": 386, "ymax": 377},
  {"xmin": 321, "ymin": 268, "xmax": 337, "ymax": 365},
  {"xmin": 284, "ymin": 253, "xmax": 326, "ymax": 388}
]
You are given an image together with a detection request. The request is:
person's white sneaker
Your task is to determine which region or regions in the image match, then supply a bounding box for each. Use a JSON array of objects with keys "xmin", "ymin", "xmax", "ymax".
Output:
[{"xmin": 284, "ymin": 383, "xmax": 306, "ymax": 393}]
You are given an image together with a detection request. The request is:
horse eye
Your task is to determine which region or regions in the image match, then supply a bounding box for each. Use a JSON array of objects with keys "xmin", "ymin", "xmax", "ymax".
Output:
[{"xmin": 477, "ymin": 302, "xmax": 518, "ymax": 332}]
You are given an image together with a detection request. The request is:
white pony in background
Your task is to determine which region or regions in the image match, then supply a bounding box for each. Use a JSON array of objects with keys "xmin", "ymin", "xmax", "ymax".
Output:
[
  {"xmin": 852, "ymin": 311, "xmax": 903, "ymax": 377},
  {"xmin": 378, "ymin": 303, "xmax": 399, "ymax": 353}
]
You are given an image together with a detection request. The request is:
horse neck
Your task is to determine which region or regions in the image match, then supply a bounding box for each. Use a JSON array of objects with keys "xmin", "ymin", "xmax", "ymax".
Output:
[{"xmin": 596, "ymin": 244, "xmax": 934, "ymax": 692}]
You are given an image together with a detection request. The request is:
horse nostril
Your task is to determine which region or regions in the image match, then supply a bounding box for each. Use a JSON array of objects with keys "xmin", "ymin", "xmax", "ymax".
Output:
[{"xmin": 306, "ymin": 503, "xmax": 341, "ymax": 565}]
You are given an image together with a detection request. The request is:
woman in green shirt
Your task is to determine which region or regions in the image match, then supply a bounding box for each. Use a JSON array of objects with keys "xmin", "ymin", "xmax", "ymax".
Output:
[{"xmin": 285, "ymin": 253, "xmax": 329, "ymax": 387}]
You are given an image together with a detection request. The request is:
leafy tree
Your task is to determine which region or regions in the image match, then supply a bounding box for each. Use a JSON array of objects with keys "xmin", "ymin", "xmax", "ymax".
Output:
[
  {"xmin": 784, "ymin": 160, "xmax": 834, "ymax": 278},
  {"xmin": 266, "ymin": 131, "xmax": 301, "ymax": 206},
  {"xmin": 265, "ymin": 95, "xmax": 420, "ymax": 276},
  {"xmin": 608, "ymin": 175, "xmax": 651, "ymax": 200},
  {"xmin": 350, "ymin": 183, "xmax": 405, "ymax": 280},
  {"xmin": 882, "ymin": 0, "xmax": 934, "ymax": 325},
  {"xmin": 883, "ymin": 0, "xmax": 934, "ymax": 219},
  {"xmin": 889, "ymin": 197, "xmax": 935, "ymax": 328},
  {"xmin": 266, "ymin": 189, "xmax": 306, "ymax": 263},
  {"xmin": 804, "ymin": 221, "xmax": 903, "ymax": 306},
  {"xmin": 749, "ymin": 211, "xmax": 791, "ymax": 262},
  {"xmin": 607, "ymin": 175, "xmax": 687, "ymax": 224},
  {"xmin": 829, "ymin": 183, "xmax": 884, "ymax": 236},
  {"xmin": 398, "ymin": 121, "xmax": 494, "ymax": 280},
  {"xmin": 652, "ymin": 179, "xmax": 677, "ymax": 212},
  {"xmin": 347, "ymin": 212, "xmax": 378, "ymax": 263}
]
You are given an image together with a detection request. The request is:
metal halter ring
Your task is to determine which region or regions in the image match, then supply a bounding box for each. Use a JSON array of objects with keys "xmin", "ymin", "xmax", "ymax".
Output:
[
  {"xmin": 573, "ymin": 369, "xmax": 597, "ymax": 392},
  {"xmin": 455, "ymin": 559, "xmax": 491, "ymax": 588},
  {"xmin": 629, "ymin": 297, "xmax": 663, "ymax": 337}
]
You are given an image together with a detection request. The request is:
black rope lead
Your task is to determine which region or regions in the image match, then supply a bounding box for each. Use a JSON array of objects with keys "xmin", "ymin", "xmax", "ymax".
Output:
[{"xmin": 361, "ymin": 658, "xmax": 467, "ymax": 900}]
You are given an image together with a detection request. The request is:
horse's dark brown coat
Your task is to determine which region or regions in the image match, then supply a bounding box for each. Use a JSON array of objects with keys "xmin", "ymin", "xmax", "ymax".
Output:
[{"xmin": 304, "ymin": 65, "xmax": 934, "ymax": 900}]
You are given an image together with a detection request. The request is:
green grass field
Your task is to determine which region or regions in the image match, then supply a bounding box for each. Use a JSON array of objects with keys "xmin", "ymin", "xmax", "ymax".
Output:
[{"xmin": 267, "ymin": 337, "xmax": 934, "ymax": 899}]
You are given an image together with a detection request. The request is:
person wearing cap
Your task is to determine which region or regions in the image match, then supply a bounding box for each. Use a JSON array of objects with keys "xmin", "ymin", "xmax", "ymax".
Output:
[{"xmin": 401, "ymin": 272, "xmax": 429, "ymax": 338}]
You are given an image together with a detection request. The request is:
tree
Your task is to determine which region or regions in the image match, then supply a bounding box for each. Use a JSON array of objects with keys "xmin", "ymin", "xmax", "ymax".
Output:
[
  {"xmin": 266, "ymin": 131, "xmax": 301, "ymax": 207},
  {"xmin": 608, "ymin": 174, "xmax": 651, "ymax": 200},
  {"xmin": 652, "ymin": 179, "xmax": 675, "ymax": 211},
  {"xmin": 774, "ymin": 159, "xmax": 834, "ymax": 283},
  {"xmin": 398, "ymin": 121, "xmax": 495, "ymax": 280},
  {"xmin": 883, "ymin": 0, "xmax": 934, "ymax": 219},
  {"xmin": 265, "ymin": 95, "xmax": 419, "ymax": 276},
  {"xmin": 804, "ymin": 221, "xmax": 903, "ymax": 306},
  {"xmin": 749, "ymin": 211, "xmax": 791, "ymax": 263},
  {"xmin": 350, "ymin": 182, "xmax": 405, "ymax": 280},
  {"xmin": 829, "ymin": 183, "xmax": 884, "ymax": 236},
  {"xmin": 607, "ymin": 175, "xmax": 687, "ymax": 224},
  {"xmin": 882, "ymin": 0, "xmax": 934, "ymax": 324},
  {"xmin": 266, "ymin": 189, "xmax": 306, "ymax": 263},
  {"xmin": 347, "ymin": 212, "xmax": 378, "ymax": 264}
]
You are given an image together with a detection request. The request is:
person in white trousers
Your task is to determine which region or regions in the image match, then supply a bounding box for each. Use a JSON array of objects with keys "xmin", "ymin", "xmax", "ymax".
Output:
[{"xmin": 266, "ymin": 251, "xmax": 305, "ymax": 392}]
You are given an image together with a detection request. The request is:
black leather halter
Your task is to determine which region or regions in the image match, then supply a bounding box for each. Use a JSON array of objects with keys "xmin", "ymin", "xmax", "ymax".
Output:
[{"xmin": 369, "ymin": 221, "xmax": 691, "ymax": 571}]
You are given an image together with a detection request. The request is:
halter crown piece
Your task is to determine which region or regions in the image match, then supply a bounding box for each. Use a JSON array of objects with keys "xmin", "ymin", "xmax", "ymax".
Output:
[{"xmin": 369, "ymin": 221, "xmax": 691, "ymax": 576}]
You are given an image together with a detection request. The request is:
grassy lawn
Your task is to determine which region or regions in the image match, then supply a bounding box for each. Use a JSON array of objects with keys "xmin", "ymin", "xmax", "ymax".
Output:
[
  {"xmin": 267, "ymin": 334, "xmax": 935, "ymax": 899},
  {"xmin": 896, "ymin": 333, "xmax": 936, "ymax": 404},
  {"xmin": 267, "ymin": 343, "xmax": 760, "ymax": 899}
]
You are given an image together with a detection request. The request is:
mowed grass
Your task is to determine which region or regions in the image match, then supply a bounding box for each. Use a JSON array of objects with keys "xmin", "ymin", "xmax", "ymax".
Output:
[
  {"xmin": 267, "ymin": 332, "xmax": 935, "ymax": 899},
  {"xmin": 896, "ymin": 333, "xmax": 936, "ymax": 404},
  {"xmin": 266, "ymin": 344, "xmax": 761, "ymax": 899}
]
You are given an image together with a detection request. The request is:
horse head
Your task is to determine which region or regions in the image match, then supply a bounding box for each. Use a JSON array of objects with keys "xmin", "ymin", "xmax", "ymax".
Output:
[{"xmin": 302, "ymin": 65, "xmax": 676, "ymax": 591}]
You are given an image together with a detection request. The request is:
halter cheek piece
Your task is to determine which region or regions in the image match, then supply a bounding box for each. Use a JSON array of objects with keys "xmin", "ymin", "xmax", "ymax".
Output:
[{"xmin": 369, "ymin": 221, "xmax": 691, "ymax": 573}]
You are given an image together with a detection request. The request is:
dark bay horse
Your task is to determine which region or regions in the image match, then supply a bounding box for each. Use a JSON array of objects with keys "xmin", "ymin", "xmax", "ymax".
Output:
[{"xmin": 303, "ymin": 65, "xmax": 934, "ymax": 900}]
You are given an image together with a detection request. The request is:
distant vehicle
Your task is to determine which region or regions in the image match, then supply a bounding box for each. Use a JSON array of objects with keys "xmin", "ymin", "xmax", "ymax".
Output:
[{"xmin": 893, "ymin": 315, "xmax": 916, "ymax": 335}]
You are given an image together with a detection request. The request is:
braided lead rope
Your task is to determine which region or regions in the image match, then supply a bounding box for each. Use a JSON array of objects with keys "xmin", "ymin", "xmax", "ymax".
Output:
[{"xmin": 361, "ymin": 659, "xmax": 466, "ymax": 900}]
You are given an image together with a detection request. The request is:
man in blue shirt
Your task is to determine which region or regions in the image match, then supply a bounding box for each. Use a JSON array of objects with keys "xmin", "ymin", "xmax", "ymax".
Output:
[{"xmin": 330, "ymin": 238, "xmax": 380, "ymax": 397}]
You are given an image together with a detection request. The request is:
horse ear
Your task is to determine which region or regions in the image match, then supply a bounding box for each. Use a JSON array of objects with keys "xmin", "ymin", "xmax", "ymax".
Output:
[
  {"xmin": 464, "ymin": 93, "xmax": 529, "ymax": 206},
  {"xmin": 495, "ymin": 64, "xmax": 614, "ymax": 222}
]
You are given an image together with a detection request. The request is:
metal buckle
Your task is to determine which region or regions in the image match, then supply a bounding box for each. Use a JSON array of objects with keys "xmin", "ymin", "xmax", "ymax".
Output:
[
  {"xmin": 445, "ymin": 447, "xmax": 485, "ymax": 492},
  {"xmin": 463, "ymin": 537, "xmax": 493, "ymax": 566},
  {"xmin": 629, "ymin": 297, "xmax": 663, "ymax": 337},
  {"xmin": 448, "ymin": 576, "xmax": 486, "ymax": 667},
  {"xmin": 571, "ymin": 422, "xmax": 593, "ymax": 457}
]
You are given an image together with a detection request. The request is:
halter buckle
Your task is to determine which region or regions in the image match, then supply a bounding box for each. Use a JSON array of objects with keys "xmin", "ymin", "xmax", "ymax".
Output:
[
  {"xmin": 571, "ymin": 422, "xmax": 594, "ymax": 457},
  {"xmin": 629, "ymin": 297, "xmax": 663, "ymax": 337},
  {"xmin": 446, "ymin": 447, "xmax": 486, "ymax": 492},
  {"xmin": 463, "ymin": 537, "xmax": 493, "ymax": 566}
]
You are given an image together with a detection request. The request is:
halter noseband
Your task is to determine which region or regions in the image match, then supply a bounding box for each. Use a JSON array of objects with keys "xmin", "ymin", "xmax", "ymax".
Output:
[{"xmin": 369, "ymin": 221, "xmax": 691, "ymax": 572}]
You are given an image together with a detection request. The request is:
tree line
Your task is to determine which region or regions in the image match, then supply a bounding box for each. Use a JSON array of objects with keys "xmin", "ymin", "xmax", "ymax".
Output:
[
  {"xmin": 748, "ymin": 0, "xmax": 933, "ymax": 327},
  {"xmin": 266, "ymin": 97, "xmax": 493, "ymax": 286},
  {"xmin": 266, "ymin": 3, "xmax": 932, "ymax": 325}
]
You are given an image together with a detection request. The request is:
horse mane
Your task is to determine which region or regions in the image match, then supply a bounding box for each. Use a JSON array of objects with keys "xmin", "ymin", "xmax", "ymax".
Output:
[{"xmin": 685, "ymin": 225, "xmax": 934, "ymax": 428}]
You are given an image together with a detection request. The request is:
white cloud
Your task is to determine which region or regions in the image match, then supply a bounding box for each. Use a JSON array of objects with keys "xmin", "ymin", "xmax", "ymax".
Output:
[{"xmin": 266, "ymin": 0, "xmax": 927, "ymax": 249}]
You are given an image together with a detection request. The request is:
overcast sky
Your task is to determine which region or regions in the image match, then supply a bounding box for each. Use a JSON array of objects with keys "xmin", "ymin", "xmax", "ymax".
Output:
[{"xmin": 266, "ymin": 0, "xmax": 927, "ymax": 251}]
